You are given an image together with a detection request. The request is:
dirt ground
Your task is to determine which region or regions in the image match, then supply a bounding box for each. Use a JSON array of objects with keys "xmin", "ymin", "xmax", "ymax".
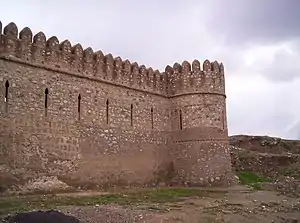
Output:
[
  {"xmin": 1, "ymin": 186, "xmax": 299, "ymax": 223},
  {"xmin": 56, "ymin": 188, "xmax": 300, "ymax": 223}
]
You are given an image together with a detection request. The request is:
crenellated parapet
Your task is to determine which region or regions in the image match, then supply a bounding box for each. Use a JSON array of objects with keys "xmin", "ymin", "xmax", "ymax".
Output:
[
  {"xmin": 0, "ymin": 21, "xmax": 225, "ymax": 98},
  {"xmin": 165, "ymin": 59, "xmax": 225, "ymax": 96},
  {"xmin": 0, "ymin": 21, "xmax": 168, "ymax": 95}
]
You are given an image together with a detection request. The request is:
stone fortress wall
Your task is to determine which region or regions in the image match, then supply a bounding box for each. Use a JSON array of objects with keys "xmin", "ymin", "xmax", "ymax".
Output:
[{"xmin": 0, "ymin": 21, "xmax": 233, "ymax": 193}]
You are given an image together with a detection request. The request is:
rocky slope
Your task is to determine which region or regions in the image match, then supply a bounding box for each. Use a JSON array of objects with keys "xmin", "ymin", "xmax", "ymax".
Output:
[
  {"xmin": 230, "ymin": 135, "xmax": 300, "ymax": 176},
  {"xmin": 229, "ymin": 135, "xmax": 300, "ymax": 197},
  {"xmin": 230, "ymin": 135, "xmax": 300, "ymax": 154}
]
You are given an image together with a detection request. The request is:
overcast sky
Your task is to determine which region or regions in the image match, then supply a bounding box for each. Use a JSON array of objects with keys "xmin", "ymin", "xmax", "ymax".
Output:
[{"xmin": 1, "ymin": 0, "xmax": 300, "ymax": 139}]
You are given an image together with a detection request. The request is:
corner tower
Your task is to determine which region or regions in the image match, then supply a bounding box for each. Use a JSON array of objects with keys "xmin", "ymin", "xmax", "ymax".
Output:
[{"xmin": 166, "ymin": 59, "xmax": 233, "ymax": 186}]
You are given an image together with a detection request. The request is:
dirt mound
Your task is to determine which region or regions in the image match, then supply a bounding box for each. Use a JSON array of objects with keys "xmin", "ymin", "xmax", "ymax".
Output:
[
  {"xmin": 2, "ymin": 210, "xmax": 80, "ymax": 223},
  {"xmin": 230, "ymin": 135, "xmax": 300, "ymax": 154},
  {"xmin": 230, "ymin": 146, "xmax": 300, "ymax": 177},
  {"xmin": 229, "ymin": 135, "xmax": 300, "ymax": 177},
  {"xmin": 230, "ymin": 135, "xmax": 300, "ymax": 197}
]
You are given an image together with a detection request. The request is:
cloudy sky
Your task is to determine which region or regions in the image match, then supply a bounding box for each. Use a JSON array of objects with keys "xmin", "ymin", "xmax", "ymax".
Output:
[{"xmin": 1, "ymin": 0, "xmax": 300, "ymax": 139}]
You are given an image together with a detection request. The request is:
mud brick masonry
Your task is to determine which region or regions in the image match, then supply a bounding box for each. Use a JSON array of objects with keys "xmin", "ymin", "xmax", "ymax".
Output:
[{"xmin": 0, "ymin": 21, "xmax": 233, "ymax": 192}]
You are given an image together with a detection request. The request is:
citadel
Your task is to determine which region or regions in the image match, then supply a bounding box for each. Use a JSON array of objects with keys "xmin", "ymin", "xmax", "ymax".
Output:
[{"xmin": 0, "ymin": 21, "xmax": 233, "ymax": 192}]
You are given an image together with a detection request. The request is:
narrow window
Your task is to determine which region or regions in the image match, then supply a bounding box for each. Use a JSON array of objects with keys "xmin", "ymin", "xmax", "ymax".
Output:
[
  {"xmin": 4, "ymin": 80, "xmax": 9, "ymax": 102},
  {"xmin": 78, "ymin": 94, "xmax": 81, "ymax": 120},
  {"xmin": 106, "ymin": 99, "xmax": 109, "ymax": 124},
  {"xmin": 222, "ymin": 110, "xmax": 225, "ymax": 130},
  {"xmin": 4, "ymin": 80, "xmax": 9, "ymax": 112},
  {"xmin": 45, "ymin": 88, "xmax": 49, "ymax": 117},
  {"xmin": 151, "ymin": 107, "xmax": 154, "ymax": 129},
  {"xmin": 179, "ymin": 109, "xmax": 183, "ymax": 130},
  {"xmin": 130, "ymin": 104, "xmax": 133, "ymax": 126}
]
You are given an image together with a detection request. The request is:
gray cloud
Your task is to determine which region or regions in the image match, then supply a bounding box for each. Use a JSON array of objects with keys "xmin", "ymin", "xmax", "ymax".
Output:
[
  {"xmin": 204, "ymin": 0, "xmax": 300, "ymax": 83},
  {"xmin": 207, "ymin": 0, "xmax": 300, "ymax": 44},
  {"xmin": 263, "ymin": 49, "xmax": 300, "ymax": 82}
]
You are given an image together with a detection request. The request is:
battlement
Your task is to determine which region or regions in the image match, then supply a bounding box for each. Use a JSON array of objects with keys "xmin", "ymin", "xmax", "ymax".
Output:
[
  {"xmin": 0, "ymin": 21, "xmax": 225, "ymax": 97},
  {"xmin": 0, "ymin": 21, "xmax": 169, "ymax": 95},
  {"xmin": 165, "ymin": 60, "xmax": 225, "ymax": 96}
]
